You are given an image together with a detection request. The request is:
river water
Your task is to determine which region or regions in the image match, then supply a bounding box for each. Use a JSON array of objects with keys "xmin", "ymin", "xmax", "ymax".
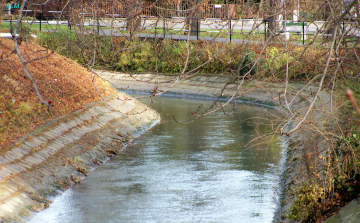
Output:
[{"xmin": 29, "ymin": 95, "xmax": 285, "ymax": 223}]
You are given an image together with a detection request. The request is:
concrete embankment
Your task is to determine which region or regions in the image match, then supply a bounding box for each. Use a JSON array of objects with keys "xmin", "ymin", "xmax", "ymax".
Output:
[
  {"xmin": 0, "ymin": 91, "xmax": 159, "ymax": 222},
  {"xmin": 96, "ymin": 70, "xmax": 360, "ymax": 223}
]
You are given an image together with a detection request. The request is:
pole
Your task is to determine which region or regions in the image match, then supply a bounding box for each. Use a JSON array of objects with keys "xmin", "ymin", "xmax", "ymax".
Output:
[
  {"xmin": 40, "ymin": 5, "xmax": 43, "ymax": 31},
  {"xmin": 68, "ymin": 16, "xmax": 71, "ymax": 30},
  {"xmin": 302, "ymin": 21, "xmax": 305, "ymax": 45},
  {"xmin": 197, "ymin": 18, "xmax": 199, "ymax": 40},
  {"xmin": 97, "ymin": 19, "xmax": 99, "ymax": 34},
  {"xmin": 298, "ymin": 0, "xmax": 300, "ymax": 23},
  {"xmin": 10, "ymin": 15, "xmax": 12, "ymax": 35},
  {"xmin": 163, "ymin": 17, "xmax": 165, "ymax": 39},
  {"xmin": 343, "ymin": 21, "xmax": 345, "ymax": 47},
  {"xmin": 264, "ymin": 20, "xmax": 267, "ymax": 41},
  {"xmin": 97, "ymin": 1, "xmax": 99, "ymax": 34},
  {"xmin": 230, "ymin": 19, "xmax": 232, "ymax": 43}
]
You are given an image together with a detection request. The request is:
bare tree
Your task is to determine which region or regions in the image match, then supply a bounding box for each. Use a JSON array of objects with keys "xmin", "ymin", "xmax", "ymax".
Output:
[
  {"xmin": 125, "ymin": 0, "xmax": 143, "ymax": 34},
  {"xmin": 185, "ymin": 0, "xmax": 203, "ymax": 36}
]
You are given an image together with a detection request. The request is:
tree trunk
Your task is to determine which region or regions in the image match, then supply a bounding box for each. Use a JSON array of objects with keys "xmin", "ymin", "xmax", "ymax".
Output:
[
  {"xmin": 185, "ymin": 0, "xmax": 202, "ymax": 36},
  {"xmin": 267, "ymin": 0, "xmax": 281, "ymax": 36},
  {"xmin": 126, "ymin": 0, "xmax": 142, "ymax": 35},
  {"xmin": 126, "ymin": 13, "xmax": 141, "ymax": 34},
  {"xmin": 185, "ymin": 17, "xmax": 200, "ymax": 36},
  {"xmin": 0, "ymin": 0, "xmax": 3, "ymax": 28}
]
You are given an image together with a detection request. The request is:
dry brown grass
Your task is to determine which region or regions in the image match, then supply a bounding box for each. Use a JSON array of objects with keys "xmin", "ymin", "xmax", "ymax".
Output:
[{"xmin": 0, "ymin": 39, "xmax": 114, "ymax": 150}]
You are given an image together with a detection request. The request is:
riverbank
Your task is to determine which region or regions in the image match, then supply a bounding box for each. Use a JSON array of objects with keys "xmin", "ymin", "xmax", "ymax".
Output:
[
  {"xmin": 0, "ymin": 39, "xmax": 160, "ymax": 222},
  {"xmin": 95, "ymin": 70, "xmax": 359, "ymax": 222},
  {"xmin": 0, "ymin": 91, "xmax": 159, "ymax": 222}
]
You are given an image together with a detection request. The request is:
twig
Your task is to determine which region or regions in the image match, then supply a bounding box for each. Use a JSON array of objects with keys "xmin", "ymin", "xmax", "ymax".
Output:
[{"xmin": 346, "ymin": 89, "xmax": 360, "ymax": 117}]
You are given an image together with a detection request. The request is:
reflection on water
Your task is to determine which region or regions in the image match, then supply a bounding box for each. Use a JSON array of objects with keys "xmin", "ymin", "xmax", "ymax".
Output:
[{"xmin": 30, "ymin": 95, "xmax": 284, "ymax": 223}]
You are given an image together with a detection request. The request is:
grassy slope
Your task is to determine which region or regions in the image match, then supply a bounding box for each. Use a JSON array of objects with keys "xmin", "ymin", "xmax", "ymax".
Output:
[{"xmin": 0, "ymin": 38, "xmax": 114, "ymax": 150}]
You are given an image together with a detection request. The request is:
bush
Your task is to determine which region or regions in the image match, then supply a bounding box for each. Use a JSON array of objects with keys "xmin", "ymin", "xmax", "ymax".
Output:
[
  {"xmin": 10, "ymin": 22, "xmax": 31, "ymax": 41},
  {"xmin": 39, "ymin": 34, "xmax": 330, "ymax": 81}
]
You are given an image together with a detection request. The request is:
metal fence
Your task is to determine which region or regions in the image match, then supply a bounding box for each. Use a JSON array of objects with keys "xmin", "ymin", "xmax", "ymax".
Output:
[
  {"xmin": 2, "ymin": 10, "xmax": 310, "ymax": 46},
  {"xmin": 77, "ymin": 2, "xmax": 263, "ymax": 20}
]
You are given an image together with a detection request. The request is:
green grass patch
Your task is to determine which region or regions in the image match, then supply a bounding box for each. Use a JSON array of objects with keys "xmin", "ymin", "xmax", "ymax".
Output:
[
  {"xmin": 117, "ymin": 27, "xmax": 265, "ymax": 41},
  {"xmin": 1, "ymin": 21, "xmax": 71, "ymax": 31},
  {"xmin": 282, "ymin": 22, "xmax": 307, "ymax": 26}
]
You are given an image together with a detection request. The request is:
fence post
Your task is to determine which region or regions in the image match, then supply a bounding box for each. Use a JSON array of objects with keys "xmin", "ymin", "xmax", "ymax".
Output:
[
  {"xmin": 40, "ymin": 5, "xmax": 43, "ymax": 31},
  {"xmin": 343, "ymin": 21, "xmax": 345, "ymax": 47},
  {"xmin": 97, "ymin": 19, "xmax": 100, "ymax": 34},
  {"xmin": 197, "ymin": 18, "xmax": 199, "ymax": 40},
  {"xmin": 10, "ymin": 15, "xmax": 12, "ymax": 35},
  {"xmin": 163, "ymin": 17, "xmax": 165, "ymax": 39},
  {"xmin": 302, "ymin": 21, "xmax": 305, "ymax": 45},
  {"xmin": 230, "ymin": 19, "xmax": 232, "ymax": 43},
  {"xmin": 264, "ymin": 20, "xmax": 267, "ymax": 41}
]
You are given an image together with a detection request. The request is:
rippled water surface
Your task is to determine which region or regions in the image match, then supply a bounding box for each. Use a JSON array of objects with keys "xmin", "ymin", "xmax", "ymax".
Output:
[{"xmin": 30, "ymin": 95, "xmax": 284, "ymax": 223}]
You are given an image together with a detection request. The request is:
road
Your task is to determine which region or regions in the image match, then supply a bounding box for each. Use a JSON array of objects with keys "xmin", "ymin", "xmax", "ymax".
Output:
[{"xmin": 5, "ymin": 17, "xmax": 320, "ymax": 33}]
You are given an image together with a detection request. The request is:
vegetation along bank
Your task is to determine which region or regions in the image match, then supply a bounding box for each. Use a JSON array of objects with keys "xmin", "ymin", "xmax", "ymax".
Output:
[{"xmin": 38, "ymin": 31, "xmax": 360, "ymax": 222}]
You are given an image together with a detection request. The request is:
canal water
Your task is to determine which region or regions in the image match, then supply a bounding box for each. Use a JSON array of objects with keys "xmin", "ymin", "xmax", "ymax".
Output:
[{"xmin": 30, "ymin": 95, "xmax": 285, "ymax": 223}]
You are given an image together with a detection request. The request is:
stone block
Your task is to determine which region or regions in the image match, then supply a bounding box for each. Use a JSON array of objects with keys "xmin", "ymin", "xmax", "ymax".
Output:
[
  {"xmin": 190, "ymin": 76, "xmax": 201, "ymax": 81},
  {"xmin": 23, "ymin": 155, "xmax": 38, "ymax": 166},
  {"xmin": 87, "ymin": 108, "xmax": 101, "ymax": 117},
  {"xmin": 37, "ymin": 136, "xmax": 48, "ymax": 143},
  {"xmin": 199, "ymin": 76, "xmax": 210, "ymax": 82},
  {"xmin": 51, "ymin": 126, "xmax": 65, "ymax": 135},
  {"xmin": 31, "ymin": 153, "xmax": 46, "ymax": 163},
  {"xmin": 20, "ymin": 144, "xmax": 33, "ymax": 152},
  {"xmin": 30, "ymin": 137, "xmax": 44, "ymax": 147},
  {"xmin": 209, "ymin": 77, "xmax": 218, "ymax": 82},
  {"xmin": 5, "ymin": 148, "xmax": 28, "ymax": 162},
  {"xmin": 323, "ymin": 214, "xmax": 341, "ymax": 223},
  {"xmin": 24, "ymin": 141, "xmax": 37, "ymax": 149},
  {"xmin": 43, "ymin": 131, "xmax": 57, "ymax": 140},
  {"xmin": 339, "ymin": 199, "xmax": 360, "ymax": 223},
  {"xmin": 7, "ymin": 163, "xmax": 26, "ymax": 174},
  {"xmin": 0, "ymin": 170, "xmax": 11, "ymax": 179},
  {"xmin": 0, "ymin": 157, "xmax": 8, "ymax": 165}
]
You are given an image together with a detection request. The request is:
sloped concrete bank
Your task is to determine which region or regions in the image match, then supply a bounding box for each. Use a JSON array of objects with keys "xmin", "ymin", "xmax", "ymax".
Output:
[
  {"xmin": 0, "ymin": 91, "xmax": 159, "ymax": 222},
  {"xmin": 96, "ymin": 70, "xmax": 359, "ymax": 223}
]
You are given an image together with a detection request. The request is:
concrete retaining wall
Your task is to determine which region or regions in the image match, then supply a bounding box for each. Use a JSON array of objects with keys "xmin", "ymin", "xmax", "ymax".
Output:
[{"xmin": 0, "ymin": 91, "xmax": 159, "ymax": 222}]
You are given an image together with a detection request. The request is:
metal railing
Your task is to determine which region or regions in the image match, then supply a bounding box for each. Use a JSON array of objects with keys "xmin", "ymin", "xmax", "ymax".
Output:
[{"xmin": 2, "ymin": 8, "xmax": 357, "ymax": 46}]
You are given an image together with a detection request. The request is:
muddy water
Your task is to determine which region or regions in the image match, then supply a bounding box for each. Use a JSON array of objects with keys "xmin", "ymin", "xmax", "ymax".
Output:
[{"xmin": 30, "ymin": 96, "xmax": 284, "ymax": 223}]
